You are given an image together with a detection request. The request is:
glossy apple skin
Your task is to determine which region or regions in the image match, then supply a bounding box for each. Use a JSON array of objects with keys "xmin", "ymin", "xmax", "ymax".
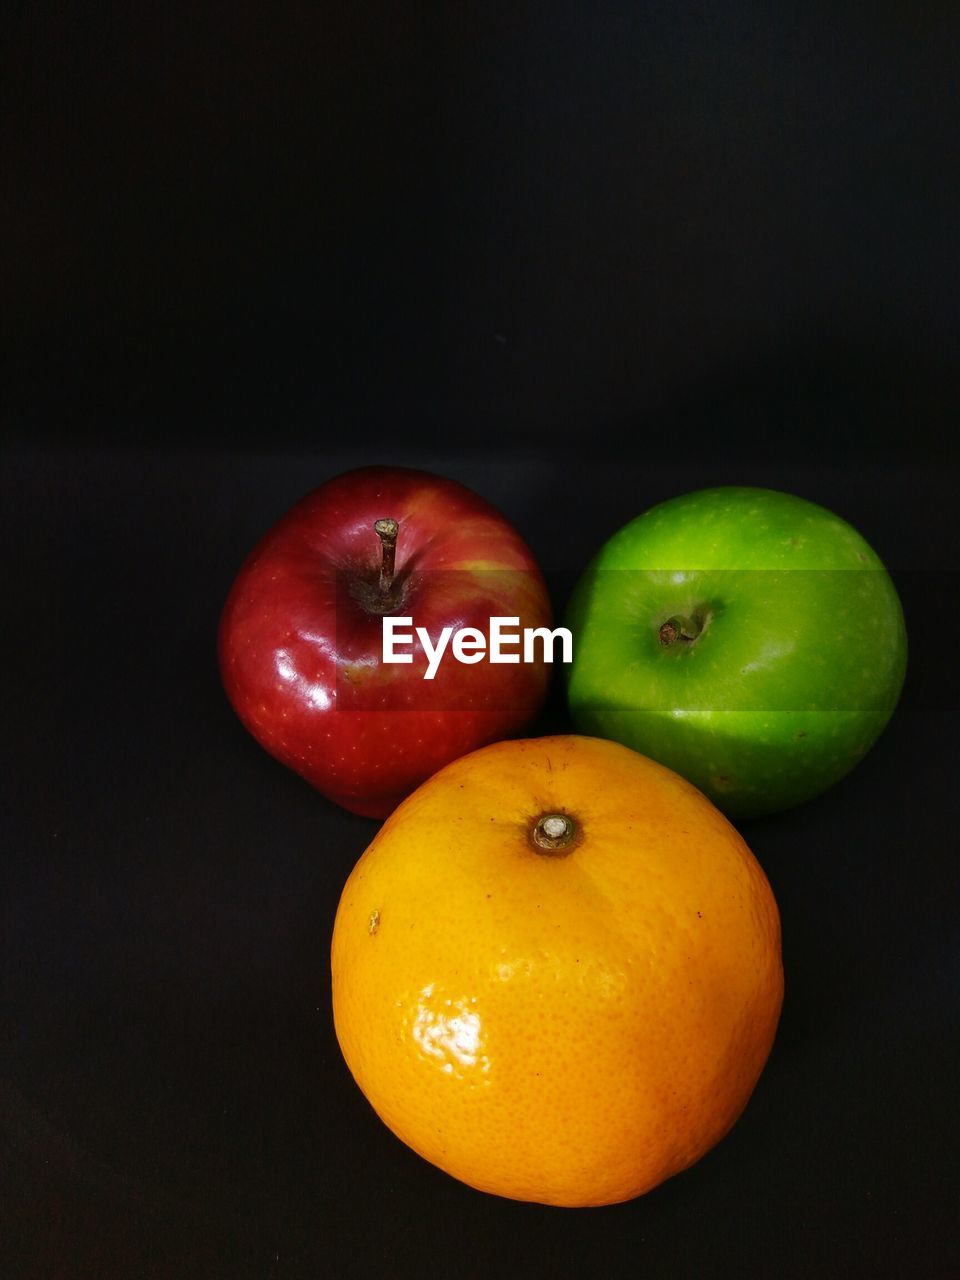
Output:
[
  {"xmin": 565, "ymin": 487, "xmax": 907, "ymax": 818},
  {"xmin": 219, "ymin": 467, "xmax": 552, "ymax": 818}
]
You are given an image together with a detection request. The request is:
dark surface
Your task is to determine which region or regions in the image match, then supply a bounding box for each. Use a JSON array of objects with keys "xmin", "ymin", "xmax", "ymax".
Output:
[
  {"xmin": 3, "ymin": 2, "xmax": 960, "ymax": 459},
  {"xmin": 2, "ymin": 446, "xmax": 959, "ymax": 1279},
  {"xmin": 3, "ymin": 2, "xmax": 960, "ymax": 1275}
]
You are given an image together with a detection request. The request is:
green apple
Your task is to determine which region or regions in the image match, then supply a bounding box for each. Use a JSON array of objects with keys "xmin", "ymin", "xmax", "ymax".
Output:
[{"xmin": 565, "ymin": 487, "xmax": 907, "ymax": 818}]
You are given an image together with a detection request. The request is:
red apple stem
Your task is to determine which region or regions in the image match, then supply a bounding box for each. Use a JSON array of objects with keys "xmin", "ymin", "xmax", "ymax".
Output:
[
  {"xmin": 659, "ymin": 614, "xmax": 704, "ymax": 647},
  {"xmin": 374, "ymin": 518, "xmax": 399, "ymax": 597}
]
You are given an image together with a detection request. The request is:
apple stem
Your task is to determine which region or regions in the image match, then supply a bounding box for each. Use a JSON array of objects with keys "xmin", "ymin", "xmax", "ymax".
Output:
[
  {"xmin": 659, "ymin": 614, "xmax": 704, "ymax": 647},
  {"xmin": 374, "ymin": 519, "xmax": 399, "ymax": 598}
]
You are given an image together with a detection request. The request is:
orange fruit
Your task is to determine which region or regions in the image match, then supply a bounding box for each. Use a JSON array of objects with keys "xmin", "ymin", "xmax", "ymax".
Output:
[{"xmin": 331, "ymin": 735, "xmax": 783, "ymax": 1207}]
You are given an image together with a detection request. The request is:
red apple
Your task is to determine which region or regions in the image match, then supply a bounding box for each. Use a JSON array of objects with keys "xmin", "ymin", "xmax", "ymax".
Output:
[{"xmin": 219, "ymin": 466, "xmax": 553, "ymax": 817}]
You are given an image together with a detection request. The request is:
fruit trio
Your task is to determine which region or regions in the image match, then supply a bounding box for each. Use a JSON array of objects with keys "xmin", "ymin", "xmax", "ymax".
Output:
[{"xmin": 220, "ymin": 467, "xmax": 906, "ymax": 1206}]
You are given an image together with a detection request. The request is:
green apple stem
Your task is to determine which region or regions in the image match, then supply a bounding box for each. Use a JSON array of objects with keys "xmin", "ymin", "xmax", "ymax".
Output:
[
  {"xmin": 659, "ymin": 614, "xmax": 704, "ymax": 647},
  {"xmin": 531, "ymin": 812, "xmax": 578, "ymax": 855},
  {"xmin": 374, "ymin": 518, "xmax": 399, "ymax": 599}
]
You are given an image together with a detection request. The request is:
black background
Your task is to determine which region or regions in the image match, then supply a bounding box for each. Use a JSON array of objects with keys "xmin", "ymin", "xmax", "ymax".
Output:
[{"xmin": 3, "ymin": 4, "xmax": 959, "ymax": 1278}]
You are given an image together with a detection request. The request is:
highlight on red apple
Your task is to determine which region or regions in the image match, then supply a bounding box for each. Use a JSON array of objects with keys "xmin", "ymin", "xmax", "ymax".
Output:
[{"xmin": 218, "ymin": 466, "xmax": 553, "ymax": 818}]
